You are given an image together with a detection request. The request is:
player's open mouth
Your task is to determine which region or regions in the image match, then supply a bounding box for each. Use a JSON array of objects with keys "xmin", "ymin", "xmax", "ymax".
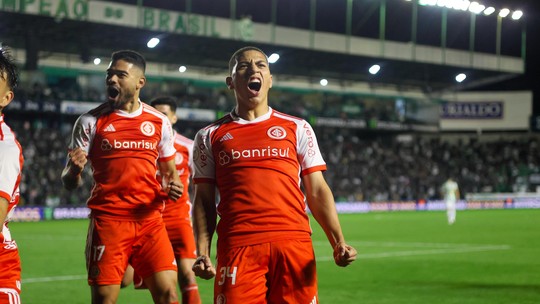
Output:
[
  {"xmin": 248, "ymin": 79, "xmax": 261, "ymax": 92},
  {"xmin": 107, "ymin": 87, "xmax": 120, "ymax": 99}
]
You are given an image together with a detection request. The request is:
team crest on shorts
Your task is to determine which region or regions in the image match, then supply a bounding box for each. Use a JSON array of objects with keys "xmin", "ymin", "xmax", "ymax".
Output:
[
  {"xmin": 89, "ymin": 265, "xmax": 100, "ymax": 278},
  {"xmin": 216, "ymin": 293, "xmax": 226, "ymax": 304}
]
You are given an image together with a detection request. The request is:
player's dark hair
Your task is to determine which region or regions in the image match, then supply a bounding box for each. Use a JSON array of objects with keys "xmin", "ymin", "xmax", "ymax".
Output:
[
  {"xmin": 150, "ymin": 96, "xmax": 177, "ymax": 112},
  {"xmin": 0, "ymin": 46, "xmax": 19, "ymax": 90},
  {"xmin": 111, "ymin": 50, "xmax": 146, "ymax": 73},
  {"xmin": 228, "ymin": 46, "xmax": 268, "ymax": 75}
]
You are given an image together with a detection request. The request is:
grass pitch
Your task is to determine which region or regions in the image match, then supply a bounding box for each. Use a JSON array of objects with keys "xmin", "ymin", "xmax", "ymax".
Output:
[{"xmin": 13, "ymin": 209, "xmax": 540, "ymax": 303}]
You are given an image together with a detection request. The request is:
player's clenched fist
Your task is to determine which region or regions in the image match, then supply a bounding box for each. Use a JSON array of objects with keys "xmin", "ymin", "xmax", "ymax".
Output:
[
  {"xmin": 166, "ymin": 181, "xmax": 184, "ymax": 201},
  {"xmin": 68, "ymin": 147, "xmax": 87, "ymax": 174},
  {"xmin": 192, "ymin": 255, "xmax": 216, "ymax": 280},
  {"xmin": 333, "ymin": 242, "xmax": 357, "ymax": 267}
]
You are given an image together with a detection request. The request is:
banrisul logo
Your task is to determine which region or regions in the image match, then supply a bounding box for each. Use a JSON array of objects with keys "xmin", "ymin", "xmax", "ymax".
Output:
[
  {"xmin": 267, "ymin": 126, "xmax": 286, "ymax": 139},
  {"xmin": 218, "ymin": 146, "xmax": 291, "ymax": 166}
]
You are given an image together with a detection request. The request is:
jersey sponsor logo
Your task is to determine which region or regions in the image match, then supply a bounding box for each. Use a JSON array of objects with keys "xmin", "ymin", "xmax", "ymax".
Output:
[
  {"xmin": 140, "ymin": 121, "xmax": 156, "ymax": 136},
  {"xmin": 100, "ymin": 138, "xmax": 157, "ymax": 151},
  {"xmin": 218, "ymin": 146, "xmax": 290, "ymax": 166},
  {"xmin": 303, "ymin": 123, "xmax": 316, "ymax": 158},
  {"xmin": 103, "ymin": 124, "xmax": 116, "ymax": 132},
  {"xmin": 219, "ymin": 132, "xmax": 234, "ymax": 142},
  {"xmin": 267, "ymin": 126, "xmax": 286, "ymax": 139}
]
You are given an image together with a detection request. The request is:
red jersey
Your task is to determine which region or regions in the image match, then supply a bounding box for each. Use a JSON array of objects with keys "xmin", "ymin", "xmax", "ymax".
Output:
[
  {"xmin": 161, "ymin": 131, "xmax": 194, "ymax": 218},
  {"xmin": 193, "ymin": 108, "xmax": 327, "ymax": 248},
  {"xmin": 68, "ymin": 101, "xmax": 176, "ymax": 220},
  {"xmin": 0, "ymin": 114, "xmax": 24, "ymax": 291}
]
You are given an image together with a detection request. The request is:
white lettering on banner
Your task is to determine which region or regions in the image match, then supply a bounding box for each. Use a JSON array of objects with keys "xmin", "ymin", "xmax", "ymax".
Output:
[
  {"xmin": 440, "ymin": 102, "xmax": 503, "ymax": 119},
  {"xmin": 0, "ymin": 1, "xmax": 243, "ymax": 39},
  {"xmin": 5, "ymin": 0, "xmax": 89, "ymax": 20}
]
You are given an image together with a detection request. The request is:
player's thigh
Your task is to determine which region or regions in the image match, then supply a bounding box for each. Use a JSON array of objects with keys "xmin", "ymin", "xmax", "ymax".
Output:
[
  {"xmin": 215, "ymin": 243, "xmax": 271, "ymax": 304},
  {"xmin": 267, "ymin": 239, "xmax": 318, "ymax": 304},
  {"xmin": 165, "ymin": 217, "xmax": 197, "ymax": 260},
  {"xmin": 86, "ymin": 217, "xmax": 134, "ymax": 286},
  {"xmin": 131, "ymin": 217, "xmax": 177, "ymax": 280}
]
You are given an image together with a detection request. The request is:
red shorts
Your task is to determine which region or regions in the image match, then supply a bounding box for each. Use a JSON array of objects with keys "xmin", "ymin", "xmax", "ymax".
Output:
[
  {"xmin": 0, "ymin": 240, "xmax": 21, "ymax": 303},
  {"xmin": 214, "ymin": 239, "xmax": 318, "ymax": 304},
  {"xmin": 163, "ymin": 212, "xmax": 197, "ymax": 260},
  {"xmin": 85, "ymin": 216, "xmax": 177, "ymax": 286}
]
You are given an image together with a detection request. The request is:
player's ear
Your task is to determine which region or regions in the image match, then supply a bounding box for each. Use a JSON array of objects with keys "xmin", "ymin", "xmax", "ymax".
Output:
[
  {"xmin": 0, "ymin": 89, "xmax": 14, "ymax": 108},
  {"xmin": 137, "ymin": 76, "xmax": 146, "ymax": 90},
  {"xmin": 226, "ymin": 76, "xmax": 234, "ymax": 90}
]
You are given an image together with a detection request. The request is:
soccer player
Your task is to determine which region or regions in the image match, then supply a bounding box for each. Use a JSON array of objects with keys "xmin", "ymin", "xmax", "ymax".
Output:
[
  {"xmin": 122, "ymin": 96, "xmax": 201, "ymax": 304},
  {"xmin": 61, "ymin": 50, "xmax": 184, "ymax": 304},
  {"xmin": 441, "ymin": 177, "xmax": 460, "ymax": 225},
  {"xmin": 191, "ymin": 46, "xmax": 357, "ymax": 303},
  {"xmin": 0, "ymin": 46, "xmax": 24, "ymax": 304}
]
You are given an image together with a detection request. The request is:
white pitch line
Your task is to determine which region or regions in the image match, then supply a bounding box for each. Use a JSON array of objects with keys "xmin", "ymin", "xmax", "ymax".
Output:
[
  {"xmin": 23, "ymin": 275, "xmax": 86, "ymax": 283},
  {"xmin": 316, "ymin": 245, "xmax": 511, "ymax": 261},
  {"xmin": 313, "ymin": 240, "xmax": 509, "ymax": 248}
]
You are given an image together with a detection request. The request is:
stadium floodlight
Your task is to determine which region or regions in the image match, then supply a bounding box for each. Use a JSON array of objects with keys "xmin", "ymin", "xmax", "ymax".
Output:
[
  {"xmin": 511, "ymin": 10, "xmax": 523, "ymax": 20},
  {"xmin": 369, "ymin": 64, "xmax": 381, "ymax": 75},
  {"xmin": 268, "ymin": 53, "xmax": 280, "ymax": 64},
  {"xmin": 483, "ymin": 7, "xmax": 495, "ymax": 15},
  {"xmin": 468, "ymin": 2, "xmax": 485, "ymax": 14},
  {"xmin": 498, "ymin": 8, "xmax": 510, "ymax": 18},
  {"xmin": 178, "ymin": 66, "xmax": 187, "ymax": 73},
  {"xmin": 93, "ymin": 58, "xmax": 101, "ymax": 65},
  {"xmin": 147, "ymin": 37, "xmax": 160, "ymax": 48},
  {"xmin": 455, "ymin": 73, "xmax": 467, "ymax": 82},
  {"xmin": 320, "ymin": 79, "xmax": 328, "ymax": 86}
]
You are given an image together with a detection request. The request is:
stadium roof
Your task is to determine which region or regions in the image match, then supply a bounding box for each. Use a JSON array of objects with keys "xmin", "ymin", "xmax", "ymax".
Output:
[{"xmin": 0, "ymin": 0, "xmax": 538, "ymax": 97}]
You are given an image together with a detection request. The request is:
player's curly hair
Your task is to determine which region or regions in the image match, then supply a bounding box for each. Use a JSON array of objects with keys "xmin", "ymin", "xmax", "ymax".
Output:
[{"xmin": 0, "ymin": 46, "xmax": 19, "ymax": 90}]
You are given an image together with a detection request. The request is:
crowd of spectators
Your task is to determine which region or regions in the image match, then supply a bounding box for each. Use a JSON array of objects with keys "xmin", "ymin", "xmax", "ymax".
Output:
[
  {"xmin": 6, "ymin": 81, "xmax": 540, "ymax": 206},
  {"xmin": 5, "ymin": 114, "xmax": 540, "ymax": 207}
]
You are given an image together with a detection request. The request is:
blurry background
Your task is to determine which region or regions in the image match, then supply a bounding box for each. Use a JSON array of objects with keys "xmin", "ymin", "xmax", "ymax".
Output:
[{"xmin": 1, "ymin": 0, "xmax": 540, "ymax": 210}]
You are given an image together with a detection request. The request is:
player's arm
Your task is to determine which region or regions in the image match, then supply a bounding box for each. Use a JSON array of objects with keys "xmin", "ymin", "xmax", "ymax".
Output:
[
  {"xmin": 192, "ymin": 182, "xmax": 217, "ymax": 279},
  {"xmin": 61, "ymin": 148, "xmax": 87, "ymax": 190},
  {"xmin": 303, "ymin": 171, "xmax": 357, "ymax": 267},
  {"xmin": 158, "ymin": 159, "xmax": 183, "ymax": 201},
  {"xmin": 0, "ymin": 197, "xmax": 9, "ymax": 224}
]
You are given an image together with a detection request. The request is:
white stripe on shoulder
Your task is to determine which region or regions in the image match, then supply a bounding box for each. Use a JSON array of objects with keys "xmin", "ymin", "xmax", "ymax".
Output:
[{"xmin": 273, "ymin": 111, "xmax": 304, "ymax": 122}]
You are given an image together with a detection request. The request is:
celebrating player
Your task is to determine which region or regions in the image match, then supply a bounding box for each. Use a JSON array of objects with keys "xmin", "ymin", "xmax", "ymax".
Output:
[
  {"xmin": 0, "ymin": 46, "xmax": 24, "ymax": 304},
  {"xmin": 191, "ymin": 46, "xmax": 357, "ymax": 303},
  {"xmin": 62, "ymin": 50, "xmax": 183, "ymax": 304},
  {"xmin": 122, "ymin": 96, "xmax": 201, "ymax": 304}
]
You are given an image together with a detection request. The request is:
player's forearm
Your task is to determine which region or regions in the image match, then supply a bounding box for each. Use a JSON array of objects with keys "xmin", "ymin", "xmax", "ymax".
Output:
[
  {"xmin": 310, "ymin": 201, "xmax": 346, "ymax": 248},
  {"xmin": 0, "ymin": 197, "xmax": 9, "ymax": 224},
  {"xmin": 192, "ymin": 197, "xmax": 217, "ymax": 256},
  {"xmin": 61, "ymin": 165, "xmax": 82, "ymax": 190}
]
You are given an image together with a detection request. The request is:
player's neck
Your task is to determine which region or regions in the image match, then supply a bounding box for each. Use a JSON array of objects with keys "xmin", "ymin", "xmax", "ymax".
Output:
[
  {"xmin": 120, "ymin": 99, "xmax": 141, "ymax": 113},
  {"xmin": 234, "ymin": 104, "xmax": 269, "ymax": 121}
]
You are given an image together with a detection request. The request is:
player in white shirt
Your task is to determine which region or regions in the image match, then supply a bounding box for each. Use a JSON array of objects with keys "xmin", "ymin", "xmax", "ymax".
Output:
[{"xmin": 441, "ymin": 177, "xmax": 460, "ymax": 224}]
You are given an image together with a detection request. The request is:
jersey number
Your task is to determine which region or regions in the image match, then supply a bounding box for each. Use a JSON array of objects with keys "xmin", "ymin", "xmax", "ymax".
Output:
[
  {"xmin": 91, "ymin": 245, "xmax": 106, "ymax": 261},
  {"xmin": 218, "ymin": 266, "xmax": 238, "ymax": 286}
]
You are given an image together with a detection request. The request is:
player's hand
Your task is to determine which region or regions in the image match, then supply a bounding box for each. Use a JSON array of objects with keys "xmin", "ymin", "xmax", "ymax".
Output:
[
  {"xmin": 333, "ymin": 242, "xmax": 357, "ymax": 267},
  {"xmin": 166, "ymin": 181, "xmax": 184, "ymax": 200},
  {"xmin": 68, "ymin": 148, "xmax": 87, "ymax": 175},
  {"xmin": 192, "ymin": 255, "xmax": 216, "ymax": 280}
]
